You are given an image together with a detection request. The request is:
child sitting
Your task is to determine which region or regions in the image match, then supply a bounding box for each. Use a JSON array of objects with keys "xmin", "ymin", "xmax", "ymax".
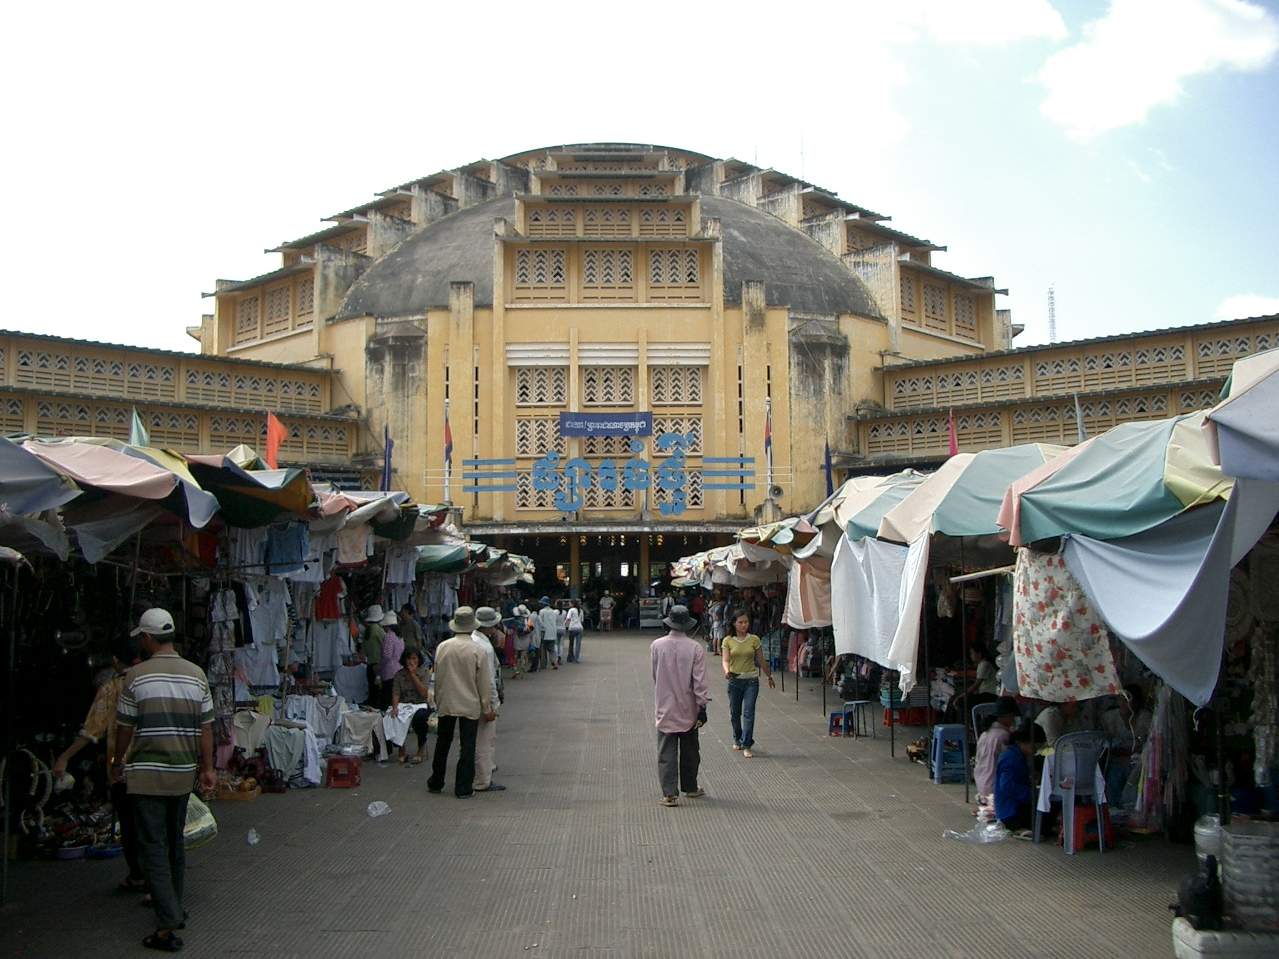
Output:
[
  {"xmin": 995, "ymin": 724, "xmax": 1047, "ymax": 833},
  {"xmin": 974, "ymin": 696, "xmax": 1020, "ymax": 810}
]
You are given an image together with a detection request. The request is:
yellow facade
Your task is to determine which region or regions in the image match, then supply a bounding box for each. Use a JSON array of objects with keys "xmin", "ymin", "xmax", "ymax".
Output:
[{"xmin": 195, "ymin": 143, "xmax": 1012, "ymax": 536}]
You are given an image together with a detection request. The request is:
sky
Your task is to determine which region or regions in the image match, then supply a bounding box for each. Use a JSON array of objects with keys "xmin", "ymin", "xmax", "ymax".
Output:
[{"xmin": 2, "ymin": 0, "xmax": 1277, "ymax": 352}]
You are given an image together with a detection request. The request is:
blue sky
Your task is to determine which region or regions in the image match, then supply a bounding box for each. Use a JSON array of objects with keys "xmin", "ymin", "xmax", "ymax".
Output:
[{"xmin": 2, "ymin": 0, "xmax": 1276, "ymax": 351}]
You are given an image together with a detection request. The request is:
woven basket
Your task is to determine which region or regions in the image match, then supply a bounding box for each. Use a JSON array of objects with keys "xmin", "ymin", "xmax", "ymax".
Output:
[{"xmin": 1223, "ymin": 821, "xmax": 1279, "ymax": 931}]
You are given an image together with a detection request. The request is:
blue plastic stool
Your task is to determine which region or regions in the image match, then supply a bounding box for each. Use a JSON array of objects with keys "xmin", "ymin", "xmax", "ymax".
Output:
[
  {"xmin": 828, "ymin": 711, "xmax": 845, "ymax": 736},
  {"xmin": 843, "ymin": 701, "xmax": 874, "ymax": 739},
  {"xmin": 930, "ymin": 724, "xmax": 967, "ymax": 784}
]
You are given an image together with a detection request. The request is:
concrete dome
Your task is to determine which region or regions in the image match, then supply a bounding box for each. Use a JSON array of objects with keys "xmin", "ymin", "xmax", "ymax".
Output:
[{"xmin": 337, "ymin": 194, "xmax": 882, "ymax": 320}]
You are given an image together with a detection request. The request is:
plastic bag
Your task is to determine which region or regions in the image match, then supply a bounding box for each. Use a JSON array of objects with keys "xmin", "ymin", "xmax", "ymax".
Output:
[
  {"xmin": 183, "ymin": 795, "xmax": 218, "ymax": 850},
  {"xmin": 367, "ymin": 801, "xmax": 391, "ymax": 818},
  {"xmin": 943, "ymin": 822, "xmax": 1009, "ymax": 844}
]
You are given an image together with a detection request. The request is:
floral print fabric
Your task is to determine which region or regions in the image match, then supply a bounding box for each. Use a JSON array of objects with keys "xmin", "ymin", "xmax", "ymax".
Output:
[{"xmin": 1013, "ymin": 548, "xmax": 1120, "ymax": 702}]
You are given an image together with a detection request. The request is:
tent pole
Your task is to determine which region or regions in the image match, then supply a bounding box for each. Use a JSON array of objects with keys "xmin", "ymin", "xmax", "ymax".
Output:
[
  {"xmin": 922, "ymin": 589, "xmax": 932, "ymax": 727},
  {"xmin": 2, "ymin": 567, "xmax": 20, "ymax": 906},
  {"xmin": 959, "ymin": 538, "xmax": 970, "ymax": 804},
  {"xmin": 889, "ymin": 681, "xmax": 896, "ymax": 758},
  {"xmin": 127, "ymin": 531, "xmax": 143, "ymax": 615}
]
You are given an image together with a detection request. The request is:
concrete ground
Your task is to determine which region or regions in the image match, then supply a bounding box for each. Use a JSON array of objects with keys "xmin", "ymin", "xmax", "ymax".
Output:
[{"xmin": 2, "ymin": 631, "xmax": 1189, "ymax": 958}]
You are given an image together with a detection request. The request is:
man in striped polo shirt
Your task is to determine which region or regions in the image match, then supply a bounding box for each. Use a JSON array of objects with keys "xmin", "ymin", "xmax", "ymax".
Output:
[{"xmin": 114, "ymin": 608, "xmax": 216, "ymax": 953}]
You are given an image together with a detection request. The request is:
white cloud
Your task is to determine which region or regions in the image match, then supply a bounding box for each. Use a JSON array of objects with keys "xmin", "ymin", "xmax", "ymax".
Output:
[
  {"xmin": 1039, "ymin": 0, "xmax": 1279, "ymax": 140},
  {"xmin": 1215, "ymin": 294, "xmax": 1279, "ymax": 321},
  {"xmin": 908, "ymin": 0, "xmax": 1067, "ymax": 47}
]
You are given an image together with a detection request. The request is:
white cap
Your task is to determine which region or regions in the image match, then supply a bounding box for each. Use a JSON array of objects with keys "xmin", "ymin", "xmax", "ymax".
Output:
[
  {"xmin": 364, "ymin": 605, "xmax": 385, "ymax": 623},
  {"xmin": 130, "ymin": 608, "xmax": 175, "ymax": 638}
]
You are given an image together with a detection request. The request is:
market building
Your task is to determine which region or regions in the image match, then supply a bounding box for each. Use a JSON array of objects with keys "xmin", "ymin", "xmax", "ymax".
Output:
[{"xmin": 188, "ymin": 142, "xmax": 1016, "ymax": 588}]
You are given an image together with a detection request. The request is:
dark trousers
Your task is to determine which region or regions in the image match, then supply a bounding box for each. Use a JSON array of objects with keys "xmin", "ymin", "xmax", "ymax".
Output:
[
  {"xmin": 656, "ymin": 727, "xmax": 700, "ymax": 797},
  {"xmin": 133, "ymin": 794, "xmax": 190, "ymax": 931},
  {"xmin": 110, "ymin": 781, "xmax": 144, "ymax": 882},
  {"xmin": 428, "ymin": 715, "xmax": 479, "ymax": 796}
]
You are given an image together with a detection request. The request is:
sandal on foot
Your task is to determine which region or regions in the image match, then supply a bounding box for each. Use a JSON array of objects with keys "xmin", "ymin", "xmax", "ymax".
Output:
[
  {"xmin": 409, "ymin": 756, "xmax": 424, "ymax": 766},
  {"xmin": 142, "ymin": 932, "xmax": 184, "ymax": 952},
  {"xmin": 118, "ymin": 877, "xmax": 148, "ymax": 893}
]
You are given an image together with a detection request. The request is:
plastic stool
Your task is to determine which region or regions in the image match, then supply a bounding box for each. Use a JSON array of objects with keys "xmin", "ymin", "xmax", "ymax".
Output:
[
  {"xmin": 325, "ymin": 755, "xmax": 362, "ymax": 788},
  {"xmin": 1058, "ymin": 802, "xmax": 1113, "ymax": 852},
  {"xmin": 828, "ymin": 712, "xmax": 844, "ymax": 736},
  {"xmin": 843, "ymin": 701, "xmax": 874, "ymax": 739},
  {"xmin": 930, "ymin": 724, "xmax": 967, "ymax": 784}
]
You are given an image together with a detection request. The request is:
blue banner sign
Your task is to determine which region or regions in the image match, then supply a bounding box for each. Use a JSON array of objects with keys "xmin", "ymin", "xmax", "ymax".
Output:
[{"xmin": 558, "ymin": 411, "xmax": 653, "ymax": 437}]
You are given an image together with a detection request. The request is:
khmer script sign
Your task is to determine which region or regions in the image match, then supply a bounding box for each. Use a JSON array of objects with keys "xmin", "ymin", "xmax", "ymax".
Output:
[{"xmin": 557, "ymin": 411, "xmax": 653, "ymax": 437}]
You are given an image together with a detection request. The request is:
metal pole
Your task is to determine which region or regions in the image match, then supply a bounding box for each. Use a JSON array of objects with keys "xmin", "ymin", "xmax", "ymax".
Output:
[
  {"xmin": 890, "ymin": 679, "xmax": 896, "ymax": 758},
  {"xmin": 922, "ymin": 590, "xmax": 932, "ymax": 727},
  {"xmin": 127, "ymin": 531, "xmax": 143, "ymax": 615}
]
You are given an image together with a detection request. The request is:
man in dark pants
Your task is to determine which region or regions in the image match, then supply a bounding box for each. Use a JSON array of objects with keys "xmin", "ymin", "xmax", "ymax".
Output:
[
  {"xmin": 428, "ymin": 607, "xmax": 495, "ymax": 798},
  {"xmin": 651, "ymin": 606, "xmax": 711, "ymax": 807},
  {"xmin": 114, "ymin": 609, "xmax": 216, "ymax": 953}
]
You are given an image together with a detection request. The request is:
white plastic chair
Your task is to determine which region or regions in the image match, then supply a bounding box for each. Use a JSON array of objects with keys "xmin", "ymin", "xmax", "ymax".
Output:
[{"xmin": 1034, "ymin": 730, "xmax": 1109, "ymax": 854}]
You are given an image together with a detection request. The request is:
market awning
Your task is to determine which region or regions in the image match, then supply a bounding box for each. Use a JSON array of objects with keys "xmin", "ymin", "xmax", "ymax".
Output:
[
  {"xmin": 186, "ymin": 452, "xmax": 315, "ymax": 527},
  {"xmin": 793, "ymin": 470, "xmax": 925, "ymax": 561},
  {"xmin": 1000, "ymin": 413, "xmax": 1230, "ymax": 546},
  {"xmin": 844, "ymin": 472, "xmax": 929, "ymax": 541},
  {"xmin": 1204, "ymin": 347, "xmax": 1279, "ymax": 481},
  {"xmin": 415, "ymin": 543, "xmax": 471, "ymax": 574},
  {"xmin": 877, "ymin": 443, "xmax": 1066, "ymax": 543}
]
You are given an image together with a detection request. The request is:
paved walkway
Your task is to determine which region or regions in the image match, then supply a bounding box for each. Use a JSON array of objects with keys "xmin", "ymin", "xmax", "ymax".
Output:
[{"xmin": 3, "ymin": 632, "xmax": 1188, "ymax": 958}]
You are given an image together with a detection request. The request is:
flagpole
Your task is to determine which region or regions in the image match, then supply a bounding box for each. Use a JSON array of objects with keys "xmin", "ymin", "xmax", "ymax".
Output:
[
  {"xmin": 764, "ymin": 397, "xmax": 774, "ymax": 491},
  {"xmin": 443, "ymin": 398, "xmax": 452, "ymax": 504}
]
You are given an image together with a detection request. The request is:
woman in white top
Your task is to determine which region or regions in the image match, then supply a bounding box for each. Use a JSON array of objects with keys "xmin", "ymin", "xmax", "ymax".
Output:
[{"xmin": 565, "ymin": 601, "xmax": 584, "ymax": 663}]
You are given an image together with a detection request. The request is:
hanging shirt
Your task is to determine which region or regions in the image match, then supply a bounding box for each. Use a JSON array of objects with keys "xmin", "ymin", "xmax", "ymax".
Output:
[
  {"xmin": 266, "ymin": 522, "xmax": 309, "ymax": 575},
  {"xmin": 227, "ymin": 527, "xmax": 268, "ymax": 571},
  {"xmin": 384, "ymin": 544, "xmax": 418, "ymax": 585},
  {"xmin": 314, "ymin": 576, "xmax": 346, "ymax": 621},
  {"xmin": 336, "ymin": 525, "xmax": 373, "ymax": 565},
  {"xmin": 246, "ymin": 577, "xmax": 290, "ymax": 648},
  {"xmin": 287, "ymin": 530, "xmax": 334, "ymax": 584}
]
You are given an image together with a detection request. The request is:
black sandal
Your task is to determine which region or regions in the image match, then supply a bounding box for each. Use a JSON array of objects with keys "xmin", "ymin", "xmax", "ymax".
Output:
[{"xmin": 142, "ymin": 932, "xmax": 184, "ymax": 952}]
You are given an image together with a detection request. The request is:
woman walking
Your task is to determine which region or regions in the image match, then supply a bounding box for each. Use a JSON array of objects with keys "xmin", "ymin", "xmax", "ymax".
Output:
[{"xmin": 722, "ymin": 608, "xmax": 775, "ymax": 758}]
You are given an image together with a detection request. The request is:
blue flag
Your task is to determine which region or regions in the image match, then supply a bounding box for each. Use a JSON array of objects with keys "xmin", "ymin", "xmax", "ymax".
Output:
[
  {"xmin": 824, "ymin": 439, "xmax": 834, "ymax": 497},
  {"xmin": 381, "ymin": 425, "xmax": 394, "ymax": 491}
]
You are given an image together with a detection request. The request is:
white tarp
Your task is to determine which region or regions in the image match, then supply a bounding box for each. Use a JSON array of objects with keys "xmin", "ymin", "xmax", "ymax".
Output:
[
  {"xmin": 1064, "ymin": 478, "xmax": 1279, "ymax": 706},
  {"xmin": 831, "ymin": 533, "xmax": 930, "ymax": 692}
]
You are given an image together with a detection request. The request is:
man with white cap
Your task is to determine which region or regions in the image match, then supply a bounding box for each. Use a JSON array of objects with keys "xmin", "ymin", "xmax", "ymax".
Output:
[
  {"xmin": 472, "ymin": 607, "xmax": 506, "ymax": 792},
  {"xmin": 428, "ymin": 607, "xmax": 495, "ymax": 798},
  {"xmin": 362, "ymin": 605, "xmax": 387, "ymax": 708},
  {"xmin": 113, "ymin": 608, "xmax": 215, "ymax": 953}
]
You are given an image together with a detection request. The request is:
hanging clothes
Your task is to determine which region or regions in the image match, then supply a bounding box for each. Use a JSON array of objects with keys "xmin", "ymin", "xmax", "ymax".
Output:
[
  {"xmin": 245, "ymin": 577, "xmax": 290, "ymax": 648},
  {"xmin": 1012, "ymin": 549, "xmax": 1119, "ymax": 702},
  {"xmin": 287, "ymin": 530, "xmax": 334, "ymax": 584},
  {"xmin": 336, "ymin": 524, "xmax": 373, "ymax": 565},
  {"xmin": 232, "ymin": 710, "xmax": 271, "ymax": 754},
  {"xmin": 227, "ymin": 527, "xmax": 268, "ymax": 571},
  {"xmin": 265, "ymin": 522, "xmax": 309, "ymax": 575},
  {"xmin": 384, "ymin": 544, "xmax": 418, "ymax": 585},
  {"xmin": 315, "ymin": 575, "xmax": 347, "ymax": 621}
]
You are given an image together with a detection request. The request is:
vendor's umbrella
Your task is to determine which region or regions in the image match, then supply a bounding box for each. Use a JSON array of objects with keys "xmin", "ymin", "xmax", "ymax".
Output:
[
  {"xmin": 843, "ymin": 472, "xmax": 929, "ymax": 542},
  {"xmin": 0, "ymin": 437, "xmax": 80, "ymax": 514},
  {"xmin": 1204, "ymin": 347, "xmax": 1279, "ymax": 481},
  {"xmin": 415, "ymin": 543, "xmax": 472, "ymax": 574},
  {"xmin": 62, "ymin": 437, "xmax": 218, "ymax": 529},
  {"xmin": 187, "ymin": 451, "xmax": 316, "ymax": 527},
  {"xmin": 999, "ymin": 413, "xmax": 1229, "ymax": 547},
  {"xmin": 792, "ymin": 470, "xmax": 925, "ymax": 562}
]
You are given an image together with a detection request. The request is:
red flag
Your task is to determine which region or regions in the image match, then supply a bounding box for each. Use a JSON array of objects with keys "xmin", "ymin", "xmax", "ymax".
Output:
[
  {"xmin": 265, "ymin": 412, "xmax": 287, "ymax": 468},
  {"xmin": 946, "ymin": 408, "xmax": 959, "ymax": 457}
]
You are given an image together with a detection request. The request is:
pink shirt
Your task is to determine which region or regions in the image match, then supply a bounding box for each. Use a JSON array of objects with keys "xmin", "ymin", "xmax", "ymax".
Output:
[
  {"xmin": 380, "ymin": 629, "xmax": 404, "ymax": 682},
  {"xmin": 974, "ymin": 722, "xmax": 1011, "ymax": 797},
  {"xmin": 651, "ymin": 631, "xmax": 710, "ymax": 734}
]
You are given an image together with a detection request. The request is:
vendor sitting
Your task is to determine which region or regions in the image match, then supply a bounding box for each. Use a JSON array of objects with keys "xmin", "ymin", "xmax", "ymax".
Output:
[
  {"xmin": 974, "ymin": 696, "xmax": 1020, "ymax": 808},
  {"xmin": 388, "ymin": 648, "xmax": 433, "ymax": 766},
  {"xmin": 995, "ymin": 724, "xmax": 1047, "ymax": 832}
]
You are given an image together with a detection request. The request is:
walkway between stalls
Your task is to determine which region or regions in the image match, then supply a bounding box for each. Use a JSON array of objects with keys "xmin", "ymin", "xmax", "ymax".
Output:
[{"xmin": 2, "ymin": 632, "xmax": 1188, "ymax": 959}]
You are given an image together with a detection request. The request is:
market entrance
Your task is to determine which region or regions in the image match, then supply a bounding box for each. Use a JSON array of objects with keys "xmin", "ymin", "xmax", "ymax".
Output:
[{"xmin": 477, "ymin": 528, "xmax": 732, "ymax": 610}]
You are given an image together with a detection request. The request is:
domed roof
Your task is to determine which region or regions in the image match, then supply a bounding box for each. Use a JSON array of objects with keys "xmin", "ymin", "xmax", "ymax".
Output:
[{"xmin": 336, "ymin": 195, "xmax": 882, "ymax": 321}]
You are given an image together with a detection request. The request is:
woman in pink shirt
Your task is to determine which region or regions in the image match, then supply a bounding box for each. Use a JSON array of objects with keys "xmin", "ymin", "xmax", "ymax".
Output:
[{"xmin": 379, "ymin": 611, "xmax": 405, "ymax": 685}]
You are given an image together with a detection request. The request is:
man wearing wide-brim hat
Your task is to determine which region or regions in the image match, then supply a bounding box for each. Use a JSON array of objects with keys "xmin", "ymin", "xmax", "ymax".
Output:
[
  {"xmin": 427, "ymin": 607, "xmax": 496, "ymax": 798},
  {"xmin": 471, "ymin": 607, "xmax": 507, "ymax": 793},
  {"xmin": 651, "ymin": 605, "xmax": 710, "ymax": 807}
]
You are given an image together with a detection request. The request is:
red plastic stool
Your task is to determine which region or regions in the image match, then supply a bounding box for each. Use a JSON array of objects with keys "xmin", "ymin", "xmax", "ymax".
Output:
[
  {"xmin": 828, "ymin": 711, "xmax": 845, "ymax": 736},
  {"xmin": 1058, "ymin": 803, "xmax": 1114, "ymax": 851},
  {"xmin": 325, "ymin": 756, "xmax": 362, "ymax": 788}
]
